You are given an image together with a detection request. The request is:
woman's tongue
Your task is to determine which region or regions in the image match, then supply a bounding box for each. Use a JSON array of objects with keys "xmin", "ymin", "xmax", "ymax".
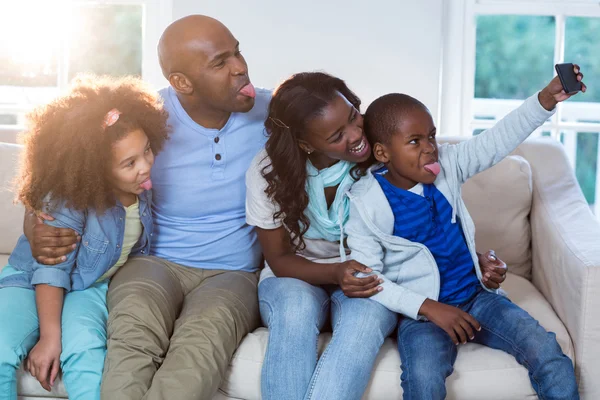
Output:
[
  {"xmin": 239, "ymin": 83, "xmax": 256, "ymax": 98},
  {"xmin": 423, "ymin": 162, "xmax": 441, "ymax": 176}
]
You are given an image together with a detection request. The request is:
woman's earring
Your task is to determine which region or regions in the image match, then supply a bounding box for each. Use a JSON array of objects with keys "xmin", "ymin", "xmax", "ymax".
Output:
[{"xmin": 307, "ymin": 150, "xmax": 312, "ymax": 155}]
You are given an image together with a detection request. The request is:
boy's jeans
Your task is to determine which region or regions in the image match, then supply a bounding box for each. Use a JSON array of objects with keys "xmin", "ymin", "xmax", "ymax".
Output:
[
  {"xmin": 397, "ymin": 288, "xmax": 579, "ymax": 400},
  {"xmin": 259, "ymin": 276, "xmax": 398, "ymax": 400}
]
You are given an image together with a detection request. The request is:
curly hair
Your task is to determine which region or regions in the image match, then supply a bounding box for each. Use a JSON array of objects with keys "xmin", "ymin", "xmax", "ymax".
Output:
[
  {"xmin": 16, "ymin": 74, "xmax": 169, "ymax": 213},
  {"xmin": 263, "ymin": 71, "xmax": 361, "ymax": 251}
]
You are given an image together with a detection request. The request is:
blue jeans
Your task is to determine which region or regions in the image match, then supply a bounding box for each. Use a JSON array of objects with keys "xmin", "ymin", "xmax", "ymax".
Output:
[
  {"xmin": 0, "ymin": 266, "xmax": 108, "ymax": 400},
  {"xmin": 397, "ymin": 289, "xmax": 579, "ymax": 400},
  {"xmin": 259, "ymin": 277, "xmax": 398, "ymax": 400}
]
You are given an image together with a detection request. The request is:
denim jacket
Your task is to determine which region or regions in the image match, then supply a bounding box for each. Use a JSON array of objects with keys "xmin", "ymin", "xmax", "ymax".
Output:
[{"xmin": 0, "ymin": 190, "xmax": 153, "ymax": 292}]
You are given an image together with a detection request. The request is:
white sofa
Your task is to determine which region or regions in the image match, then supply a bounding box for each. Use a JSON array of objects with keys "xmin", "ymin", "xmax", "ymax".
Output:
[{"xmin": 1, "ymin": 138, "xmax": 599, "ymax": 400}]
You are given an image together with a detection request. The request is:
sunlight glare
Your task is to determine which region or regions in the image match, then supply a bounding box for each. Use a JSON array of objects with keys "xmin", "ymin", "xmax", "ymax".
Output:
[{"xmin": 0, "ymin": 0, "xmax": 71, "ymax": 69}]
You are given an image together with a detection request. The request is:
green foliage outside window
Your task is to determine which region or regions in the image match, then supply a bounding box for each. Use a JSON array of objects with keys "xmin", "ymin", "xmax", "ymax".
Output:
[{"xmin": 475, "ymin": 15, "xmax": 599, "ymax": 205}]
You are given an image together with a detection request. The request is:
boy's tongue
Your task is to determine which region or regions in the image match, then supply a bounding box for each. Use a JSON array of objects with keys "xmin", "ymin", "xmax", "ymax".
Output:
[
  {"xmin": 239, "ymin": 83, "xmax": 256, "ymax": 98},
  {"xmin": 424, "ymin": 162, "xmax": 441, "ymax": 176},
  {"xmin": 140, "ymin": 178, "xmax": 153, "ymax": 191}
]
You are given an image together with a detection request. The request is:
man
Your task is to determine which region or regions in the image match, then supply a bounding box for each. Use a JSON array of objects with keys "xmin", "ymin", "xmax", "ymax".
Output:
[{"xmin": 25, "ymin": 15, "xmax": 271, "ymax": 399}]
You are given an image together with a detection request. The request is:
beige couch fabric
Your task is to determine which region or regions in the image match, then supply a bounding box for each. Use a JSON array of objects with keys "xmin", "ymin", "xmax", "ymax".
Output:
[
  {"xmin": 463, "ymin": 155, "xmax": 534, "ymax": 280},
  {"xmin": 0, "ymin": 143, "xmax": 25, "ymax": 254},
  {"xmin": 7, "ymin": 273, "xmax": 574, "ymax": 400}
]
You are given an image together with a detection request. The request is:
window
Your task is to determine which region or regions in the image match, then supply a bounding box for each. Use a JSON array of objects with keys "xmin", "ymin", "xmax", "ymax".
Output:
[
  {"xmin": 0, "ymin": 0, "xmax": 170, "ymax": 138},
  {"xmin": 441, "ymin": 0, "xmax": 600, "ymax": 216}
]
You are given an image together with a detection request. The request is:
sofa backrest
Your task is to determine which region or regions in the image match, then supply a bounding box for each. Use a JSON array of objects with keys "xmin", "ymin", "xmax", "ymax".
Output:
[
  {"xmin": 0, "ymin": 143, "xmax": 25, "ymax": 255},
  {"xmin": 439, "ymin": 138, "xmax": 534, "ymax": 279},
  {"xmin": 462, "ymin": 155, "xmax": 533, "ymax": 280},
  {"xmin": 0, "ymin": 140, "xmax": 536, "ymax": 279}
]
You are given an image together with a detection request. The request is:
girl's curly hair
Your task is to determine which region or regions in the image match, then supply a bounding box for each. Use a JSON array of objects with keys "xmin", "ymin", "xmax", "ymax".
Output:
[
  {"xmin": 16, "ymin": 74, "xmax": 169, "ymax": 213},
  {"xmin": 263, "ymin": 72, "xmax": 361, "ymax": 251}
]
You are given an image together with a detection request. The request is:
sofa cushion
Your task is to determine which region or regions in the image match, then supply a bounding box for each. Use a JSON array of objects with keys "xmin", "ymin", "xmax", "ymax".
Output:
[
  {"xmin": 0, "ymin": 143, "xmax": 25, "ymax": 254},
  {"xmin": 462, "ymin": 155, "xmax": 534, "ymax": 280},
  {"xmin": 220, "ymin": 273, "xmax": 573, "ymax": 400},
  {"xmin": 17, "ymin": 368, "xmax": 67, "ymax": 399},
  {"xmin": 17, "ymin": 274, "xmax": 572, "ymax": 399}
]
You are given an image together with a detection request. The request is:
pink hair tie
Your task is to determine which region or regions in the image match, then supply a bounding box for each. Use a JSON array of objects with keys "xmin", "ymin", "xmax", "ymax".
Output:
[{"xmin": 102, "ymin": 108, "xmax": 121, "ymax": 129}]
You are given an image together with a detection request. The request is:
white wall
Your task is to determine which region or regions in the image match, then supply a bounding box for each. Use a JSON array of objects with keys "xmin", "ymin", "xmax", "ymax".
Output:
[{"xmin": 171, "ymin": 0, "xmax": 445, "ymax": 120}]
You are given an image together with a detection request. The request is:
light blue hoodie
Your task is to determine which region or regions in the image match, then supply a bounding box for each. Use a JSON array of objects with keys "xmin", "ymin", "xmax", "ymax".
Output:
[{"xmin": 344, "ymin": 92, "xmax": 555, "ymax": 320}]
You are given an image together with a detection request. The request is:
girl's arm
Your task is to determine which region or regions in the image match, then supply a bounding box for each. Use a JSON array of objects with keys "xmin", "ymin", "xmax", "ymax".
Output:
[
  {"xmin": 27, "ymin": 284, "xmax": 64, "ymax": 392},
  {"xmin": 257, "ymin": 226, "xmax": 381, "ymax": 298},
  {"xmin": 25, "ymin": 202, "xmax": 84, "ymax": 391},
  {"xmin": 36, "ymin": 284, "xmax": 64, "ymax": 342}
]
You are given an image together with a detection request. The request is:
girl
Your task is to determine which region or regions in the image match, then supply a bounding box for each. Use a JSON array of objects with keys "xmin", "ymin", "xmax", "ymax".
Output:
[{"xmin": 0, "ymin": 75, "xmax": 169, "ymax": 400}]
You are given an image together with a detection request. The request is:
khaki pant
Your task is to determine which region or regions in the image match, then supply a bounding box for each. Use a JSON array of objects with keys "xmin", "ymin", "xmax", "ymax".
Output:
[{"xmin": 100, "ymin": 256, "xmax": 260, "ymax": 400}]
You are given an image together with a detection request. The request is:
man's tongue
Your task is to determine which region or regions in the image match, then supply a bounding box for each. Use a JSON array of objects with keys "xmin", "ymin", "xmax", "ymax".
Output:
[
  {"xmin": 239, "ymin": 83, "xmax": 256, "ymax": 98},
  {"xmin": 140, "ymin": 179, "xmax": 153, "ymax": 191},
  {"xmin": 424, "ymin": 162, "xmax": 441, "ymax": 176}
]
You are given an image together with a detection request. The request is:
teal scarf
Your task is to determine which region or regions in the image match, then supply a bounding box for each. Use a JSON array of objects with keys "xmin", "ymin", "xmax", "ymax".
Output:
[{"xmin": 303, "ymin": 159, "xmax": 355, "ymax": 242}]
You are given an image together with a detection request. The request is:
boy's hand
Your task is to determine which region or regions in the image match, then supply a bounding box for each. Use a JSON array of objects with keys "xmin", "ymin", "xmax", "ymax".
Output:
[
  {"xmin": 332, "ymin": 260, "xmax": 383, "ymax": 298},
  {"xmin": 419, "ymin": 299, "xmax": 481, "ymax": 345},
  {"xmin": 26, "ymin": 337, "xmax": 61, "ymax": 392},
  {"xmin": 539, "ymin": 64, "xmax": 586, "ymax": 110},
  {"xmin": 478, "ymin": 250, "xmax": 507, "ymax": 289}
]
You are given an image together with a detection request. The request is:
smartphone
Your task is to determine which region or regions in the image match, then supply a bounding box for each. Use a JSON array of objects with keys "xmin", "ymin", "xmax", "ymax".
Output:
[{"xmin": 555, "ymin": 63, "xmax": 582, "ymax": 95}]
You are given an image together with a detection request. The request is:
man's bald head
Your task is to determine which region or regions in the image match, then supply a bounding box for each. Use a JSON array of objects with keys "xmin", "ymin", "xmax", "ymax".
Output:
[
  {"xmin": 158, "ymin": 15, "xmax": 232, "ymax": 79},
  {"xmin": 157, "ymin": 15, "xmax": 255, "ymax": 116}
]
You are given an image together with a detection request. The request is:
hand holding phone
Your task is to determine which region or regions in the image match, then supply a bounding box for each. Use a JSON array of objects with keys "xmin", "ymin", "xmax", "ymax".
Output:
[
  {"xmin": 555, "ymin": 63, "xmax": 583, "ymax": 95},
  {"xmin": 538, "ymin": 64, "xmax": 586, "ymax": 110}
]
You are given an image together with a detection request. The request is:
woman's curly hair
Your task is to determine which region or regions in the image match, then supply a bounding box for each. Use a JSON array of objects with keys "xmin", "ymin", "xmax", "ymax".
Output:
[
  {"xmin": 263, "ymin": 71, "xmax": 361, "ymax": 251},
  {"xmin": 16, "ymin": 74, "xmax": 169, "ymax": 213}
]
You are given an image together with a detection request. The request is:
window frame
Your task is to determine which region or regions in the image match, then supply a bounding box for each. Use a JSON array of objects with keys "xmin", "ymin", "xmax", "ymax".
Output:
[
  {"xmin": 0, "ymin": 0, "xmax": 172, "ymax": 131},
  {"xmin": 440, "ymin": 0, "xmax": 600, "ymax": 215}
]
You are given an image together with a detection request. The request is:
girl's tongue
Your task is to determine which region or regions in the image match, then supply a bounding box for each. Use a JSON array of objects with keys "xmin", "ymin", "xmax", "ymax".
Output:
[
  {"xmin": 140, "ymin": 178, "xmax": 153, "ymax": 191},
  {"xmin": 424, "ymin": 162, "xmax": 441, "ymax": 176}
]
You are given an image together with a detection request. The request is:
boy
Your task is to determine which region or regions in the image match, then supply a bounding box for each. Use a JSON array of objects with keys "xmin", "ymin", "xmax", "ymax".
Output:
[{"xmin": 345, "ymin": 70, "xmax": 585, "ymax": 399}]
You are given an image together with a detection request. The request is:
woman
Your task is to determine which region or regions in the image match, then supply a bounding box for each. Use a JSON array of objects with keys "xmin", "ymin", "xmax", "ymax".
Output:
[{"xmin": 246, "ymin": 72, "xmax": 391, "ymax": 400}]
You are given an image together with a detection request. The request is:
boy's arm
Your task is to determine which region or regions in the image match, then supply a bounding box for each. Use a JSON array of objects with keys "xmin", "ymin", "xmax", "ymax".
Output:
[
  {"xmin": 451, "ymin": 90, "xmax": 554, "ymax": 183},
  {"xmin": 346, "ymin": 202, "xmax": 428, "ymax": 320},
  {"xmin": 418, "ymin": 298, "xmax": 481, "ymax": 345},
  {"xmin": 346, "ymin": 202, "xmax": 482, "ymax": 343},
  {"xmin": 451, "ymin": 73, "xmax": 581, "ymax": 183}
]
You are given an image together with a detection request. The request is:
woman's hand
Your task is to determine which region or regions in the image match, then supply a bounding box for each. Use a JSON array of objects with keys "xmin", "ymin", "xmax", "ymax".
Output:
[
  {"xmin": 26, "ymin": 336, "xmax": 61, "ymax": 392},
  {"xmin": 539, "ymin": 64, "xmax": 586, "ymax": 110},
  {"xmin": 477, "ymin": 250, "xmax": 507, "ymax": 289},
  {"xmin": 332, "ymin": 260, "xmax": 383, "ymax": 298}
]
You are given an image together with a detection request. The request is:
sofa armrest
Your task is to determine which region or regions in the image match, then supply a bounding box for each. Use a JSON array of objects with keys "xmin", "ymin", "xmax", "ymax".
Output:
[{"xmin": 515, "ymin": 139, "xmax": 600, "ymax": 399}]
